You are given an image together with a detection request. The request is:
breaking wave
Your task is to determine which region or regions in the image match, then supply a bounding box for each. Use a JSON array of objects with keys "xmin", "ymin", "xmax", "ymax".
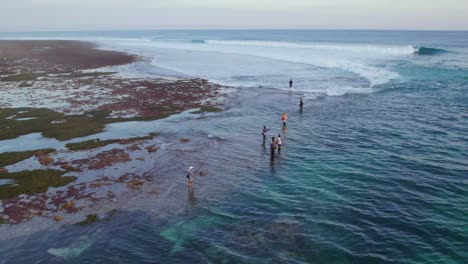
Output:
[
  {"xmin": 414, "ymin": 46, "xmax": 450, "ymax": 55},
  {"xmin": 200, "ymin": 40, "xmax": 416, "ymax": 56},
  {"xmin": 191, "ymin": 39, "xmax": 207, "ymax": 44}
]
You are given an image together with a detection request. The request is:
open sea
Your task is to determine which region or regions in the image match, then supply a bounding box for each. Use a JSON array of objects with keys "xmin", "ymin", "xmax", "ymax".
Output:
[{"xmin": 0, "ymin": 30, "xmax": 467, "ymax": 263}]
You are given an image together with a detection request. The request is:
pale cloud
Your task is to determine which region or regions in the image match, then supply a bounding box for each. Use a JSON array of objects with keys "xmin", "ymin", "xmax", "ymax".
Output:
[{"xmin": 0, "ymin": 0, "xmax": 467, "ymax": 31}]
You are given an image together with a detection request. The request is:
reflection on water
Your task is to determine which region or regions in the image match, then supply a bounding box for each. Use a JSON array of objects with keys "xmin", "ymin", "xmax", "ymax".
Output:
[{"xmin": 188, "ymin": 189, "xmax": 197, "ymax": 207}]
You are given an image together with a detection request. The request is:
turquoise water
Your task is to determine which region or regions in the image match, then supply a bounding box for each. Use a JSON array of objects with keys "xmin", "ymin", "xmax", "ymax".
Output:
[{"xmin": 0, "ymin": 30, "xmax": 467, "ymax": 263}]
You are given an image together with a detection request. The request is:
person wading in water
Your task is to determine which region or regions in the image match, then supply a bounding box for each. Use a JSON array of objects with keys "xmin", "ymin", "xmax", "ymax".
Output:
[
  {"xmin": 289, "ymin": 78, "xmax": 293, "ymax": 88},
  {"xmin": 276, "ymin": 134, "xmax": 282, "ymax": 153},
  {"xmin": 270, "ymin": 137, "xmax": 277, "ymax": 160},
  {"xmin": 186, "ymin": 166, "xmax": 194, "ymax": 188},
  {"xmin": 262, "ymin": 126, "xmax": 270, "ymax": 145},
  {"xmin": 282, "ymin": 112, "xmax": 288, "ymax": 126}
]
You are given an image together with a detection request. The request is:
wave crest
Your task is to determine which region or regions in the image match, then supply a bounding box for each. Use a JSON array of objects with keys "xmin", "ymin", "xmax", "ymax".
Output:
[
  {"xmin": 205, "ymin": 40, "xmax": 416, "ymax": 56},
  {"xmin": 414, "ymin": 47, "xmax": 449, "ymax": 55},
  {"xmin": 191, "ymin": 39, "xmax": 206, "ymax": 44}
]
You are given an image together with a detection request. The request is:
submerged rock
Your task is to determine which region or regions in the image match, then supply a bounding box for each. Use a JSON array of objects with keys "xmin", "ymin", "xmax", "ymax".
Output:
[
  {"xmin": 0, "ymin": 168, "xmax": 8, "ymax": 174},
  {"xmin": 127, "ymin": 180, "xmax": 144, "ymax": 190},
  {"xmin": 77, "ymin": 214, "xmax": 98, "ymax": 225},
  {"xmin": 53, "ymin": 215, "xmax": 64, "ymax": 222},
  {"xmin": 60, "ymin": 163, "xmax": 80, "ymax": 172},
  {"xmin": 38, "ymin": 156, "xmax": 54, "ymax": 166},
  {"xmin": 146, "ymin": 145, "xmax": 158, "ymax": 153},
  {"xmin": 47, "ymin": 237, "xmax": 94, "ymax": 260},
  {"xmin": 61, "ymin": 201, "xmax": 76, "ymax": 212}
]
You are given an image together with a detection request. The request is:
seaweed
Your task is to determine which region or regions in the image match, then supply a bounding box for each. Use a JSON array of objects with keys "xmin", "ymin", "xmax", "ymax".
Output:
[
  {"xmin": 0, "ymin": 170, "xmax": 77, "ymax": 200},
  {"xmin": 66, "ymin": 133, "xmax": 158, "ymax": 151},
  {"xmin": 0, "ymin": 107, "xmax": 166, "ymax": 141},
  {"xmin": 58, "ymin": 72, "xmax": 116, "ymax": 78},
  {"xmin": 0, "ymin": 149, "xmax": 56, "ymax": 167},
  {"xmin": 1, "ymin": 73, "xmax": 47, "ymax": 82},
  {"xmin": 66, "ymin": 139, "xmax": 120, "ymax": 151},
  {"xmin": 0, "ymin": 108, "xmax": 110, "ymax": 141},
  {"xmin": 77, "ymin": 214, "xmax": 98, "ymax": 225},
  {"xmin": 190, "ymin": 106, "xmax": 223, "ymax": 114}
]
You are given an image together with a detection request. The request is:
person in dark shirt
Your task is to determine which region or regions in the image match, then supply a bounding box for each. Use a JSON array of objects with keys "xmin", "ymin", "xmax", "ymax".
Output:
[
  {"xmin": 270, "ymin": 137, "xmax": 277, "ymax": 160},
  {"xmin": 262, "ymin": 126, "xmax": 270, "ymax": 145}
]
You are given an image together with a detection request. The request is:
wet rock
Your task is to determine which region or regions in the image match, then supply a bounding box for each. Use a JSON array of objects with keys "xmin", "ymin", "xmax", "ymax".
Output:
[
  {"xmin": 146, "ymin": 145, "xmax": 158, "ymax": 153},
  {"xmin": 34, "ymin": 151, "xmax": 46, "ymax": 157},
  {"xmin": 61, "ymin": 201, "xmax": 76, "ymax": 212},
  {"xmin": 180, "ymin": 138, "xmax": 190, "ymax": 143},
  {"xmin": 136, "ymin": 157, "xmax": 145, "ymax": 161},
  {"xmin": 60, "ymin": 163, "xmax": 81, "ymax": 172},
  {"xmin": 38, "ymin": 156, "xmax": 54, "ymax": 166},
  {"xmin": 72, "ymin": 149, "xmax": 131, "ymax": 170},
  {"xmin": 53, "ymin": 214, "xmax": 64, "ymax": 222},
  {"xmin": 127, "ymin": 144, "xmax": 141, "ymax": 151},
  {"xmin": 127, "ymin": 180, "xmax": 144, "ymax": 190},
  {"xmin": 77, "ymin": 214, "xmax": 98, "ymax": 225},
  {"xmin": 0, "ymin": 168, "xmax": 8, "ymax": 174}
]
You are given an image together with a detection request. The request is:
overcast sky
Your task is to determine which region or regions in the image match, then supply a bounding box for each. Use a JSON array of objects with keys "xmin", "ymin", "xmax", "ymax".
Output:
[{"xmin": 1, "ymin": 0, "xmax": 467, "ymax": 32}]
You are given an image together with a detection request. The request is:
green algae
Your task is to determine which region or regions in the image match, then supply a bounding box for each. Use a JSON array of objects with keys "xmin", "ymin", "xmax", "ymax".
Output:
[
  {"xmin": 190, "ymin": 106, "xmax": 223, "ymax": 114},
  {"xmin": 0, "ymin": 73, "xmax": 47, "ymax": 82},
  {"xmin": 58, "ymin": 72, "xmax": 116, "ymax": 78},
  {"xmin": 0, "ymin": 170, "xmax": 77, "ymax": 200},
  {"xmin": 66, "ymin": 134, "xmax": 157, "ymax": 151},
  {"xmin": 66, "ymin": 139, "xmax": 120, "ymax": 151},
  {"xmin": 0, "ymin": 107, "xmax": 168, "ymax": 141},
  {"xmin": 0, "ymin": 218, "xmax": 5, "ymax": 225},
  {"xmin": 77, "ymin": 214, "xmax": 98, "ymax": 225},
  {"xmin": 0, "ymin": 149, "xmax": 56, "ymax": 167},
  {"xmin": 0, "ymin": 108, "xmax": 110, "ymax": 141}
]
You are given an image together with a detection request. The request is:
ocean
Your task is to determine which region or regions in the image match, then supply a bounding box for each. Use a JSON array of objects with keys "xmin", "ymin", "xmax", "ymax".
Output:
[{"xmin": 0, "ymin": 30, "xmax": 467, "ymax": 263}]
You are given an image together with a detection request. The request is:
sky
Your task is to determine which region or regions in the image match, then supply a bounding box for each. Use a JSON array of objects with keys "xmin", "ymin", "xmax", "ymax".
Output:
[{"xmin": 1, "ymin": 0, "xmax": 467, "ymax": 32}]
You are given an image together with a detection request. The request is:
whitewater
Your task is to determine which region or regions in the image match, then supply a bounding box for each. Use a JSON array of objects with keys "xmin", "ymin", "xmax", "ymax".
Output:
[{"xmin": 99, "ymin": 38, "xmax": 416, "ymax": 96}]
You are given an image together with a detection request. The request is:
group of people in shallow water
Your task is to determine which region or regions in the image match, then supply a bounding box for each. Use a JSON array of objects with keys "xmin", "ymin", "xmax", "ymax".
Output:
[
  {"xmin": 263, "ymin": 79, "xmax": 305, "ymax": 160},
  {"xmin": 186, "ymin": 79, "xmax": 302, "ymax": 188},
  {"xmin": 265, "ymin": 129, "xmax": 283, "ymax": 160},
  {"xmin": 263, "ymin": 112, "xmax": 288, "ymax": 160}
]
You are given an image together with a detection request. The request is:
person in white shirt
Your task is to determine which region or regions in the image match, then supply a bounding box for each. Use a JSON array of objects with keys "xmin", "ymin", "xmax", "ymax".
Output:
[{"xmin": 276, "ymin": 134, "xmax": 283, "ymax": 153}]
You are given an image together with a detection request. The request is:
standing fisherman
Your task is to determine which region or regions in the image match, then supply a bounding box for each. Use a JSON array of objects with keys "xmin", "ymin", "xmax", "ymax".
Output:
[
  {"xmin": 289, "ymin": 78, "xmax": 293, "ymax": 88},
  {"xmin": 186, "ymin": 166, "xmax": 194, "ymax": 188},
  {"xmin": 299, "ymin": 98, "xmax": 304, "ymax": 109},
  {"xmin": 276, "ymin": 134, "xmax": 282, "ymax": 153},
  {"xmin": 282, "ymin": 112, "xmax": 288, "ymax": 126},
  {"xmin": 262, "ymin": 126, "xmax": 270, "ymax": 145},
  {"xmin": 270, "ymin": 137, "xmax": 277, "ymax": 160}
]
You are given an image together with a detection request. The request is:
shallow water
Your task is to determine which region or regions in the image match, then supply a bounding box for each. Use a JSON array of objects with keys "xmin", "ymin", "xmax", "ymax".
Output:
[{"xmin": 0, "ymin": 30, "xmax": 467, "ymax": 263}]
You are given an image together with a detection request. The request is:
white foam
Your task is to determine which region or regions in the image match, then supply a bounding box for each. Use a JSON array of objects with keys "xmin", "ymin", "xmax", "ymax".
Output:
[
  {"xmin": 47, "ymin": 237, "xmax": 94, "ymax": 259},
  {"xmin": 205, "ymin": 40, "xmax": 416, "ymax": 56},
  {"xmin": 3, "ymin": 36, "xmax": 408, "ymax": 97},
  {"xmin": 105, "ymin": 38, "xmax": 406, "ymax": 92}
]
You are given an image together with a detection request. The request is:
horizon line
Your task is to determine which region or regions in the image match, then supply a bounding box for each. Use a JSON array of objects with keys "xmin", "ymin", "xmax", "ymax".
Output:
[{"xmin": 1, "ymin": 28, "xmax": 468, "ymax": 34}]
